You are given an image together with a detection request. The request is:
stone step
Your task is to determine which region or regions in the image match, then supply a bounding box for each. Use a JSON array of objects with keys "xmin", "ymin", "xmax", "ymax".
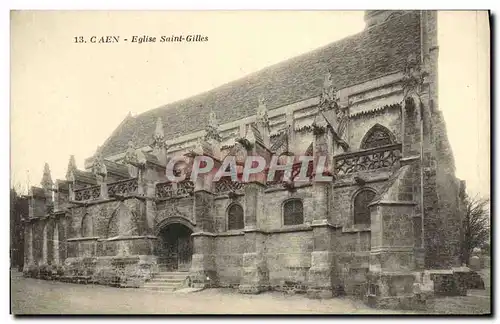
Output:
[
  {"xmin": 143, "ymin": 281, "xmax": 180, "ymax": 287},
  {"xmin": 142, "ymin": 284, "xmax": 180, "ymax": 291},
  {"xmin": 141, "ymin": 286, "xmax": 176, "ymax": 291},
  {"xmin": 154, "ymin": 274, "xmax": 189, "ymax": 280},
  {"xmin": 141, "ymin": 271, "xmax": 190, "ymax": 291},
  {"xmin": 149, "ymin": 277, "xmax": 185, "ymax": 283}
]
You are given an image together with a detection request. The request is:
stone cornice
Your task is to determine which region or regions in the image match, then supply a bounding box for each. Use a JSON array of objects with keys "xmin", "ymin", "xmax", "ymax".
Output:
[
  {"xmin": 217, "ymin": 230, "xmax": 245, "ymax": 237},
  {"xmin": 333, "ymin": 175, "xmax": 391, "ymax": 188},
  {"xmin": 103, "ymin": 235, "xmax": 158, "ymax": 242},
  {"xmin": 369, "ymin": 200, "xmax": 417, "ymax": 207},
  {"xmin": 342, "ymin": 225, "xmax": 371, "ymax": 233},
  {"xmin": 191, "ymin": 231, "xmax": 216, "ymax": 237},
  {"xmin": 310, "ymin": 219, "xmax": 342, "ymax": 229},
  {"xmin": 67, "ymin": 194, "xmax": 146, "ymax": 208},
  {"xmin": 349, "ymin": 103, "xmax": 401, "ymax": 119},
  {"xmin": 67, "ymin": 237, "xmax": 100, "ymax": 242},
  {"xmin": 370, "ymin": 246, "xmax": 414, "ymax": 253}
]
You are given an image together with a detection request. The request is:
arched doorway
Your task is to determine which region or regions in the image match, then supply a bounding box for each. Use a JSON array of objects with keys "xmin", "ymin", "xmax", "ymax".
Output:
[{"xmin": 157, "ymin": 223, "xmax": 193, "ymax": 272}]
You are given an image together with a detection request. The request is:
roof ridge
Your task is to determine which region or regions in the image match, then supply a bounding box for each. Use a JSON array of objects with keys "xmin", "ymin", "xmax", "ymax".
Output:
[
  {"xmin": 99, "ymin": 11, "xmax": 421, "ymax": 158},
  {"xmin": 139, "ymin": 12, "xmax": 419, "ymax": 119},
  {"xmin": 136, "ymin": 25, "xmax": 370, "ymax": 118}
]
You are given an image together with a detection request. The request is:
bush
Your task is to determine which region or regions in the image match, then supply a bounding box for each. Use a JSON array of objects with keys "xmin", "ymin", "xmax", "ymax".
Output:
[
  {"xmin": 24, "ymin": 264, "xmax": 39, "ymax": 278},
  {"xmin": 39, "ymin": 264, "xmax": 51, "ymax": 279},
  {"xmin": 55, "ymin": 265, "xmax": 65, "ymax": 276}
]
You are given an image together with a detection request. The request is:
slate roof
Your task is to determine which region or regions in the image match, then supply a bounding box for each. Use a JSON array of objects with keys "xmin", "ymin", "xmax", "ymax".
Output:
[
  {"xmin": 100, "ymin": 12, "xmax": 421, "ymax": 158},
  {"xmin": 104, "ymin": 160, "xmax": 130, "ymax": 179},
  {"xmin": 72, "ymin": 169, "xmax": 97, "ymax": 185}
]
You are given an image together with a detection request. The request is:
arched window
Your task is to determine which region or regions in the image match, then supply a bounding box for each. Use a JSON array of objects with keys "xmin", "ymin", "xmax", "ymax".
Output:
[
  {"xmin": 81, "ymin": 213, "xmax": 93, "ymax": 237},
  {"xmin": 227, "ymin": 204, "xmax": 244, "ymax": 230},
  {"xmin": 353, "ymin": 189, "xmax": 376, "ymax": 225},
  {"xmin": 360, "ymin": 124, "xmax": 395, "ymax": 149},
  {"xmin": 283, "ymin": 199, "xmax": 304, "ymax": 226}
]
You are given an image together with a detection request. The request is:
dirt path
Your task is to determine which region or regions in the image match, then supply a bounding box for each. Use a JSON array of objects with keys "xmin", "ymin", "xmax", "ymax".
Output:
[{"xmin": 11, "ymin": 276, "xmax": 411, "ymax": 315}]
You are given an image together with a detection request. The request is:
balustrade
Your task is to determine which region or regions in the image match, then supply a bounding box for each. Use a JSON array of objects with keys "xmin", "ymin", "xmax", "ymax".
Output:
[
  {"xmin": 334, "ymin": 143, "xmax": 401, "ymax": 176},
  {"xmin": 156, "ymin": 180, "xmax": 194, "ymax": 199},
  {"xmin": 107, "ymin": 178, "xmax": 139, "ymax": 197},
  {"xmin": 73, "ymin": 185, "xmax": 101, "ymax": 202},
  {"xmin": 214, "ymin": 176, "xmax": 244, "ymax": 195}
]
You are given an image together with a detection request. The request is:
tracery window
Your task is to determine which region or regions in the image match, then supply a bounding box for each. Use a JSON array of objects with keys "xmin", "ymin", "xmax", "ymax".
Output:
[
  {"xmin": 361, "ymin": 124, "xmax": 395, "ymax": 149},
  {"xmin": 283, "ymin": 199, "xmax": 304, "ymax": 226},
  {"xmin": 227, "ymin": 203, "xmax": 244, "ymax": 230},
  {"xmin": 353, "ymin": 189, "xmax": 376, "ymax": 225}
]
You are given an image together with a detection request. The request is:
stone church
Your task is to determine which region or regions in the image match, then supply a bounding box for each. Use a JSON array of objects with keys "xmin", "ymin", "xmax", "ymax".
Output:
[{"xmin": 23, "ymin": 11, "xmax": 468, "ymax": 306}]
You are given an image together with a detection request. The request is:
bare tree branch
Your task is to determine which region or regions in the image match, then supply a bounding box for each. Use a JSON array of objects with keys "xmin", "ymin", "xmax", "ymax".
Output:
[{"xmin": 461, "ymin": 194, "xmax": 490, "ymax": 265}]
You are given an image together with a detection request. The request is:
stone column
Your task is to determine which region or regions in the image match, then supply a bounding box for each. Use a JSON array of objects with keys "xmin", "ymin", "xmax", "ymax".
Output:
[
  {"xmin": 370, "ymin": 201, "xmax": 416, "ymax": 272},
  {"xmin": 100, "ymin": 181, "xmax": 108, "ymax": 200},
  {"xmin": 189, "ymin": 161, "xmax": 217, "ymax": 288},
  {"xmin": 238, "ymin": 182, "xmax": 269, "ymax": 294},
  {"xmin": 23, "ymin": 222, "xmax": 34, "ymax": 271},
  {"xmin": 42, "ymin": 222, "xmax": 48, "ymax": 264},
  {"xmin": 53, "ymin": 222, "xmax": 60, "ymax": 265},
  {"xmin": 189, "ymin": 189, "xmax": 216, "ymax": 287},
  {"xmin": 145, "ymin": 181, "xmax": 156, "ymax": 235},
  {"xmin": 307, "ymin": 182, "xmax": 335, "ymax": 298},
  {"xmin": 366, "ymin": 201, "xmax": 418, "ymax": 308}
]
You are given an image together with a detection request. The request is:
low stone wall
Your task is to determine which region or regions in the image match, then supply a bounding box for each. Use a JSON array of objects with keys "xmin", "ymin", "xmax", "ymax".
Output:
[{"xmin": 23, "ymin": 255, "xmax": 158, "ymax": 288}]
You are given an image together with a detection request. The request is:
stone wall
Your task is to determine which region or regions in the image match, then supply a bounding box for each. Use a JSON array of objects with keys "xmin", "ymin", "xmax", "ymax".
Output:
[
  {"xmin": 423, "ymin": 109, "xmax": 464, "ymax": 269},
  {"xmin": 332, "ymin": 179, "xmax": 390, "ymax": 227},
  {"xmin": 67, "ymin": 199, "xmax": 147, "ymax": 240},
  {"xmin": 262, "ymin": 186, "xmax": 315, "ymax": 229},
  {"xmin": 215, "ymin": 234, "xmax": 244, "ymax": 287},
  {"xmin": 213, "ymin": 195, "xmax": 245, "ymax": 232},
  {"xmin": 266, "ymin": 229, "xmax": 312, "ymax": 288}
]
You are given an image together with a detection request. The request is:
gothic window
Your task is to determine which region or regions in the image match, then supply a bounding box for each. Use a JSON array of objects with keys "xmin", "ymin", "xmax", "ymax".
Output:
[
  {"xmin": 227, "ymin": 203, "xmax": 244, "ymax": 230},
  {"xmin": 360, "ymin": 124, "xmax": 395, "ymax": 149},
  {"xmin": 283, "ymin": 199, "xmax": 304, "ymax": 226},
  {"xmin": 81, "ymin": 213, "xmax": 93, "ymax": 237},
  {"xmin": 353, "ymin": 189, "xmax": 376, "ymax": 225}
]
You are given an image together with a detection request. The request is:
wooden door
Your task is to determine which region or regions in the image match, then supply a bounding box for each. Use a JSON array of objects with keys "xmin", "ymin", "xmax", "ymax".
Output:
[
  {"xmin": 177, "ymin": 235, "xmax": 192, "ymax": 272},
  {"xmin": 161, "ymin": 237, "xmax": 178, "ymax": 271}
]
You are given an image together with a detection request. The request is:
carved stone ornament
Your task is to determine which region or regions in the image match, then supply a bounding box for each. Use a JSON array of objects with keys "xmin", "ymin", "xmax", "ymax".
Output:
[
  {"xmin": 41, "ymin": 163, "xmax": 53, "ymax": 189},
  {"xmin": 312, "ymin": 123, "xmax": 326, "ymax": 136},
  {"xmin": 66, "ymin": 155, "xmax": 77, "ymax": 181},
  {"xmin": 151, "ymin": 117, "xmax": 167, "ymax": 151},
  {"xmin": 236, "ymin": 137, "xmax": 254, "ymax": 151},
  {"xmin": 256, "ymin": 95, "xmax": 269, "ymax": 129},
  {"xmin": 227, "ymin": 141, "xmax": 247, "ymax": 165},
  {"xmin": 124, "ymin": 140, "xmax": 138, "ymax": 164},
  {"xmin": 335, "ymin": 106, "xmax": 349, "ymax": 141},
  {"xmin": 402, "ymin": 53, "xmax": 428, "ymax": 99},
  {"xmin": 205, "ymin": 109, "xmax": 222, "ymax": 142},
  {"xmin": 91, "ymin": 147, "xmax": 107, "ymax": 181},
  {"xmin": 318, "ymin": 69, "xmax": 339, "ymax": 111}
]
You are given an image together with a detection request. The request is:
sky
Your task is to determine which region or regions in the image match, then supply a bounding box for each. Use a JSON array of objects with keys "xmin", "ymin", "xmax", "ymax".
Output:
[{"xmin": 10, "ymin": 10, "xmax": 490, "ymax": 198}]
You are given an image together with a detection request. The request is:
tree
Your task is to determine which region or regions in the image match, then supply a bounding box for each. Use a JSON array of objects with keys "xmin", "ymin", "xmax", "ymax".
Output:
[
  {"xmin": 461, "ymin": 194, "xmax": 490, "ymax": 265},
  {"xmin": 10, "ymin": 187, "xmax": 27, "ymax": 270}
]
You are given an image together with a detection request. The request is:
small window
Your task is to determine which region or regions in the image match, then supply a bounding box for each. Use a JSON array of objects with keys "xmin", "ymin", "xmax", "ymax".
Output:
[
  {"xmin": 283, "ymin": 199, "xmax": 304, "ymax": 226},
  {"xmin": 353, "ymin": 189, "xmax": 376, "ymax": 225},
  {"xmin": 227, "ymin": 204, "xmax": 244, "ymax": 230}
]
